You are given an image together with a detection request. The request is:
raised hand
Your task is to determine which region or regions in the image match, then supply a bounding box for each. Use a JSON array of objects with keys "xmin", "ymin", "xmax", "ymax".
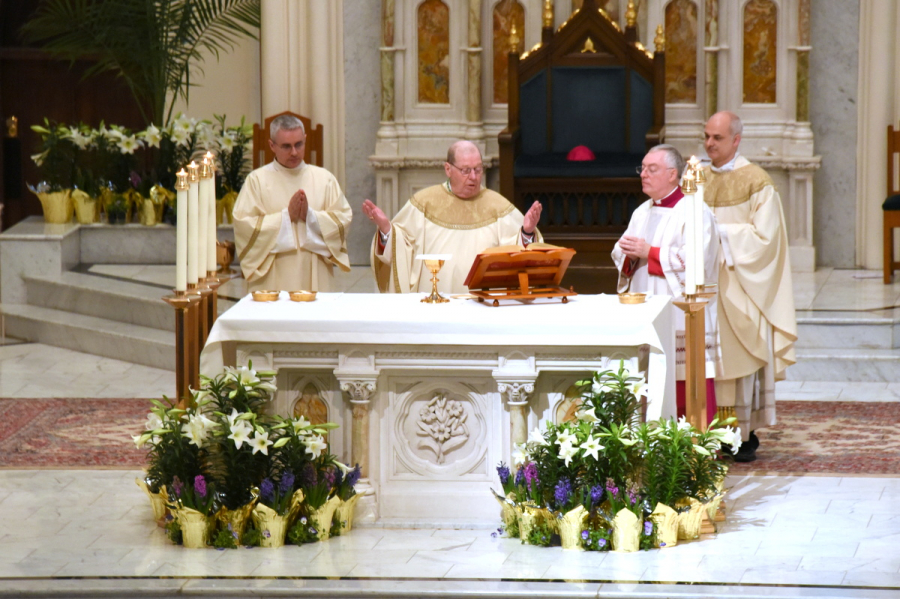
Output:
[
  {"xmin": 618, "ymin": 235, "xmax": 651, "ymax": 259},
  {"xmin": 523, "ymin": 200, "xmax": 542, "ymax": 234},
  {"xmin": 362, "ymin": 199, "xmax": 391, "ymax": 234}
]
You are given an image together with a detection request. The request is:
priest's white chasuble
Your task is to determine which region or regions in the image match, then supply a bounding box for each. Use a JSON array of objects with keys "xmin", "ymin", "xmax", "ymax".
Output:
[
  {"xmin": 372, "ymin": 183, "xmax": 540, "ymax": 294},
  {"xmin": 233, "ymin": 161, "xmax": 352, "ymax": 292}
]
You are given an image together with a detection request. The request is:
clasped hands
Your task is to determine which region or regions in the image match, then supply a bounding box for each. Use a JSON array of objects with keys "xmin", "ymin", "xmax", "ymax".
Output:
[
  {"xmin": 618, "ymin": 235, "xmax": 651, "ymax": 260},
  {"xmin": 361, "ymin": 199, "xmax": 542, "ymax": 236},
  {"xmin": 288, "ymin": 189, "xmax": 308, "ymax": 222}
]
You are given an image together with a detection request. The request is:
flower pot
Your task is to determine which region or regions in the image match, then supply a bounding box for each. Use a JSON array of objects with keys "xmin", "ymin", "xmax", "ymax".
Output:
[
  {"xmin": 676, "ymin": 497, "xmax": 705, "ymax": 540},
  {"xmin": 34, "ymin": 189, "xmax": 73, "ymax": 224},
  {"xmin": 557, "ymin": 504, "xmax": 587, "ymax": 550},
  {"xmin": 217, "ymin": 190, "xmax": 237, "ymax": 224},
  {"xmin": 252, "ymin": 503, "xmax": 289, "ymax": 548},
  {"xmin": 216, "ymin": 500, "xmax": 255, "ymax": 545},
  {"xmin": 610, "ymin": 508, "xmax": 641, "ymax": 552},
  {"xmin": 137, "ymin": 197, "xmax": 160, "ymax": 226},
  {"xmin": 309, "ymin": 494, "xmax": 341, "ymax": 541},
  {"xmin": 72, "ymin": 189, "xmax": 99, "ymax": 224},
  {"xmin": 335, "ymin": 493, "xmax": 363, "ymax": 533},
  {"xmin": 135, "ymin": 477, "xmax": 168, "ymax": 527},
  {"xmin": 174, "ymin": 507, "xmax": 214, "ymax": 548},
  {"xmin": 492, "ymin": 490, "xmax": 518, "ymax": 538},
  {"xmin": 518, "ymin": 505, "xmax": 555, "ymax": 545},
  {"xmin": 650, "ymin": 503, "xmax": 678, "ymax": 548}
]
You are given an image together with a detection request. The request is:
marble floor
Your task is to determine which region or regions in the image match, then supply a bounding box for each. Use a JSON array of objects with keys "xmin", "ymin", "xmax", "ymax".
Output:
[{"xmin": 0, "ymin": 267, "xmax": 898, "ymax": 598}]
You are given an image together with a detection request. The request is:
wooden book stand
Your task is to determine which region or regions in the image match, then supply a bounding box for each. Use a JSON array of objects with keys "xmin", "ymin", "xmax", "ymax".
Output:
[{"xmin": 464, "ymin": 244, "xmax": 578, "ymax": 306}]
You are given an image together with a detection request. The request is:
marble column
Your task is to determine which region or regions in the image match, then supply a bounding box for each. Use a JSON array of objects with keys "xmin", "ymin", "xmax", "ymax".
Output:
[
  {"xmin": 338, "ymin": 379, "xmax": 376, "ymax": 478},
  {"xmin": 380, "ymin": 0, "xmax": 396, "ymax": 123},
  {"xmin": 497, "ymin": 381, "xmax": 535, "ymax": 454},
  {"xmin": 465, "ymin": 0, "xmax": 483, "ymax": 137},
  {"xmin": 704, "ymin": 0, "xmax": 719, "ymax": 118}
]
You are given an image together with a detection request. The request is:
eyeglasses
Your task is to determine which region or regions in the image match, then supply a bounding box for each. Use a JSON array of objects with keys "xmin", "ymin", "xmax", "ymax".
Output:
[
  {"xmin": 447, "ymin": 163, "xmax": 485, "ymax": 177},
  {"xmin": 635, "ymin": 165, "xmax": 675, "ymax": 175},
  {"xmin": 276, "ymin": 141, "xmax": 305, "ymax": 152}
]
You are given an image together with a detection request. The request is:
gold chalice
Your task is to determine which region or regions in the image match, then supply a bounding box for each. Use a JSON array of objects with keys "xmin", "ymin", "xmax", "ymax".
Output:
[{"xmin": 416, "ymin": 254, "xmax": 451, "ymax": 304}]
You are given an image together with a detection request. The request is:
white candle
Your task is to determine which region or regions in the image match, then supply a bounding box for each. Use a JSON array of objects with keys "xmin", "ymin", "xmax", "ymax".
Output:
[
  {"xmin": 197, "ymin": 158, "xmax": 210, "ymax": 281},
  {"xmin": 682, "ymin": 167, "xmax": 697, "ymax": 296},
  {"xmin": 175, "ymin": 169, "xmax": 188, "ymax": 292},
  {"xmin": 695, "ymin": 181, "xmax": 705, "ymax": 288},
  {"xmin": 206, "ymin": 152, "xmax": 218, "ymax": 275},
  {"xmin": 187, "ymin": 162, "xmax": 199, "ymax": 285}
]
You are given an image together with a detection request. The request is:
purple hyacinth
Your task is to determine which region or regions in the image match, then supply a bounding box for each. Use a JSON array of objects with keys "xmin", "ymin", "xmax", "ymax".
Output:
[
  {"xmin": 524, "ymin": 462, "xmax": 539, "ymax": 491},
  {"xmin": 279, "ymin": 470, "xmax": 295, "ymax": 495},
  {"xmin": 627, "ymin": 487, "xmax": 638, "ymax": 506},
  {"xmin": 589, "ymin": 485, "xmax": 603, "ymax": 506},
  {"xmin": 323, "ymin": 468, "xmax": 336, "ymax": 488},
  {"xmin": 299, "ymin": 462, "xmax": 317, "ymax": 488},
  {"xmin": 347, "ymin": 464, "xmax": 361, "ymax": 488},
  {"xmin": 129, "ymin": 170, "xmax": 141, "ymax": 189},
  {"xmin": 194, "ymin": 475, "xmax": 207, "ymax": 498},
  {"xmin": 260, "ymin": 478, "xmax": 275, "ymax": 503},
  {"xmin": 172, "ymin": 475, "xmax": 184, "ymax": 497},
  {"xmin": 644, "ymin": 521, "xmax": 653, "ymax": 536},
  {"xmin": 605, "ymin": 478, "xmax": 618, "ymax": 498},
  {"xmin": 553, "ymin": 478, "xmax": 572, "ymax": 509},
  {"xmin": 514, "ymin": 467, "xmax": 524, "ymax": 486},
  {"xmin": 496, "ymin": 462, "xmax": 510, "ymax": 485},
  {"xmin": 332, "ymin": 467, "xmax": 344, "ymax": 489}
]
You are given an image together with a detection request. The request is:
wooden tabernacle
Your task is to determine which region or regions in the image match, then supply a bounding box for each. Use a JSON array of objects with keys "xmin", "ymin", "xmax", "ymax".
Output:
[{"xmin": 463, "ymin": 244, "xmax": 578, "ymax": 306}]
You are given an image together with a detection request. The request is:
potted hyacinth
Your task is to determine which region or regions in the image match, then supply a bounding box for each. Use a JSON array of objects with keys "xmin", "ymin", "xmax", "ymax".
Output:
[{"xmin": 251, "ymin": 470, "xmax": 299, "ymax": 548}]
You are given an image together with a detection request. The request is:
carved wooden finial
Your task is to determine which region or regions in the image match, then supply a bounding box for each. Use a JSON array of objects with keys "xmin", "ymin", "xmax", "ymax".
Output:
[
  {"xmin": 654, "ymin": 25, "xmax": 666, "ymax": 52},
  {"xmin": 626, "ymin": 0, "xmax": 637, "ymax": 28},
  {"xmin": 510, "ymin": 21, "xmax": 520, "ymax": 52},
  {"xmin": 543, "ymin": 0, "xmax": 554, "ymax": 29},
  {"xmin": 581, "ymin": 37, "xmax": 597, "ymax": 53}
]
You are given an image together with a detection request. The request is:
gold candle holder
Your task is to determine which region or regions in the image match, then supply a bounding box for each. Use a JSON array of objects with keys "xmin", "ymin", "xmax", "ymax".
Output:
[{"xmin": 162, "ymin": 290, "xmax": 201, "ymax": 408}]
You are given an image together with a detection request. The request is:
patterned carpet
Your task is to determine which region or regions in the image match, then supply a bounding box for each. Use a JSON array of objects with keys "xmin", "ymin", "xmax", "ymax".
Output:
[{"xmin": 0, "ymin": 399, "xmax": 898, "ymax": 473}]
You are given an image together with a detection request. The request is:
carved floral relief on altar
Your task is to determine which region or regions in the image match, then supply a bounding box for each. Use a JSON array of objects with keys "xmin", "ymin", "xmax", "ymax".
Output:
[
  {"xmin": 417, "ymin": 0, "xmax": 450, "ymax": 104},
  {"xmin": 416, "ymin": 394, "xmax": 469, "ymax": 464},
  {"xmin": 492, "ymin": 0, "xmax": 525, "ymax": 104},
  {"xmin": 664, "ymin": 0, "xmax": 698, "ymax": 104},
  {"xmin": 742, "ymin": 0, "xmax": 777, "ymax": 104}
]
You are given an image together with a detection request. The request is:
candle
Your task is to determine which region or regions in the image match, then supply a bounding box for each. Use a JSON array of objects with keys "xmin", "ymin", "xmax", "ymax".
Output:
[
  {"xmin": 187, "ymin": 162, "xmax": 200, "ymax": 285},
  {"xmin": 206, "ymin": 151, "xmax": 218, "ymax": 275},
  {"xmin": 695, "ymin": 177, "xmax": 705, "ymax": 288},
  {"xmin": 175, "ymin": 169, "xmax": 189, "ymax": 292},
  {"xmin": 681, "ymin": 165, "xmax": 697, "ymax": 296},
  {"xmin": 198, "ymin": 157, "xmax": 211, "ymax": 281}
]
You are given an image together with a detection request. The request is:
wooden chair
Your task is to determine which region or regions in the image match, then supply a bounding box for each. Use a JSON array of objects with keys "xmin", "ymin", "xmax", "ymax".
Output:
[
  {"xmin": 499, "ymin": 0, "xmax": 665, "ymax": 294},
  {"xmin": 884, "ymin": 124, "xmax": 900, "ymax": 283},
  {"xmin": 252, "ymin": 111, "xmax": 324, "ymax": 168}
]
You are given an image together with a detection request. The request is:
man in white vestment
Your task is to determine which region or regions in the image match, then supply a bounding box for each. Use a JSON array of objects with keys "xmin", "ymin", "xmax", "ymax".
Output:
[
  {"xmin": 703, "ymin": 111, "xmax": 797, "ymax": 462},
  {"xmin": 362, "ymin": 140, "xmax": 543, "ymax": 294},
  {"xmin": 612, "ymin": 144, "xmax": 721, "ymax": 424},
  {"xmin": 233, "ymin": 115, "xmax": 352, "ymax": 292}
]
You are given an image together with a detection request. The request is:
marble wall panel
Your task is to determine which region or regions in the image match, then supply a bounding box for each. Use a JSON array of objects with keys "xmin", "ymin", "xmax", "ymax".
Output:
[
  {"xmin": 742, "ymin": 0, "xmax": 777, "ymax": 104},
  {"xmin": 492, "ymin": 0, "xmax": 525, "ymax": 104},
  {"xmin": 417, "ymin": 0, "xmax": 451, "ymax": 104},
  {"xmin": 809, "ymin": 0, "xmax": 858, "ymax": 268},
  {"xmin": 665, "ymin": 0, "xmax": 698, "ymax": 104}
]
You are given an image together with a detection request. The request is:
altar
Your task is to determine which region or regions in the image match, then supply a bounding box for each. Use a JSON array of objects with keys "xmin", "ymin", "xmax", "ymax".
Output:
[{"xmin": 200, "ymin": 293, "xmax": 675, "ymax": 524}]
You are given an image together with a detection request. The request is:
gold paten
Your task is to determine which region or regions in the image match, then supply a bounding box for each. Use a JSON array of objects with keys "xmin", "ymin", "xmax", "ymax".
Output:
[
  {"xmin": 618, "ymin": 292, "xmax": 646, "ymax": 304},
  {"xmin": 252, "ymin": 290, "xmax": 280, "ymax": 302},
  {"xmin": 289, "ymin": 290, "xmax": 317, "ymax": 302}
]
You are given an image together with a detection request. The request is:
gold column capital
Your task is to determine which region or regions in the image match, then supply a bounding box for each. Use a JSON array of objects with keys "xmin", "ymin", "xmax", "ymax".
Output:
[{"xmin": 654, "ymin": 24, "xmax": 665, "ymax": 52}]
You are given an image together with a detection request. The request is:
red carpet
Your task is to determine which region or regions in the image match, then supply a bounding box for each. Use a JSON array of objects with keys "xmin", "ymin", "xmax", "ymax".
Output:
[
  {"xmin": 729, "ymin": 400, "xmax": 900, "ymax": 475},
  {"xmin": 0, "ymin": 398, "xmax": 149, "ymax": 468},
  {"xmin": 0, "ymin": 399, "xmax": 898, "ymax": 474}
]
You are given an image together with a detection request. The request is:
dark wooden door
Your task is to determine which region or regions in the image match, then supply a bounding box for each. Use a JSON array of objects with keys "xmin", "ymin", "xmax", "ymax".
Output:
[{"xmin": 0, "ymin": 0, "xmax": 145, "ymax": 231}]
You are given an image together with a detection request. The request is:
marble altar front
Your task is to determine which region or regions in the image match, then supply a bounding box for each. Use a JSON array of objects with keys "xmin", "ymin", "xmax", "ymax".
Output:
[{"xmin": 201, "ymin": 292, "xmax": 675, "ymax": 524}]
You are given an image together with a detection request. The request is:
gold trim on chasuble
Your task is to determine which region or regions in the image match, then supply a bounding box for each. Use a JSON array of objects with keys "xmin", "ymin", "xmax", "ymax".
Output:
[
  {"xmin": 703, "ymin": 165, "xmax": 775, "ymax": 208},
  {"xmin": 390, "ymin": 224, "xmax": 401, "ymax": 293},
  {"xmin": 237, "ymin": 215, "xmax": 265, "ymax": 262},
  {"xmin": 410, "ymin": 183, "xmax": 516, "ymax": 230}
]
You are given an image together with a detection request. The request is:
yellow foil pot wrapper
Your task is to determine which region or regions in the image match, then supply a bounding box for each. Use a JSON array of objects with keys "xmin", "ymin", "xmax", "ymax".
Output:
[
  {"xmin": 492, "ymin": 491, "xmax": 518, "ymax": 538},
  {"xmin": 252, "ymin": 290, "xmax": 280, "ymax": 302},
  {"xmin": 174, "ymin": 507, "xmax": 214, "ymax": 548},
  {"xmin": 288, "ymin": 290, "xmax": 317, "ymax": 302},
  {"xmin": 650, "ymin": 502, "xmax": 679, "ymax": 548},
  {"xmin": 138, "ymin": 197, "xmax": 160, "ymax": 226},
  {"xmin": 676, "ymin": 497, "xmax": 705, "ymax": 540},
  {"xmin": 335, "ymin": 493, "xmax": 363, "ymax": 533},
  {"xmin": 216, "ymin": 500, "xmax": 255, "ymax": 545},
  {"xmin": 252, "ymin": 503, "xmax": 290, "ymax": 548},
  {"xmin": 618, "ymin": 292, "xmax": 646, "ymax": 304},
  {"xmin": 309, "ymin": 494, "xmax": 342, "ymax": 541},
  {"xmin": 610, "ymin": 508, "xmax": 641, "ymax": 552},
  {"xmin": 35, "ymin": 190, "xmax": 74, "ymax": 224},
  {"xmin": 217, "ymin": 190, "xmax": 238, "ymax": 224},
  {"xmin": 135, "ymin": 478, "xmax": 168, "ymax": 527},
  {"xmin": 557, "ymin": 504, "xmax": 588, "ymax": 551},
  {"xmin": 72, "ymin": 189, "xmax": 99, "ymax": 224}
]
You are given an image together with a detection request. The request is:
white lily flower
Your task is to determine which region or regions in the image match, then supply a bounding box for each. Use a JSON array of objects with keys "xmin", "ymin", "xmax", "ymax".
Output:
[
  {"xmin": 335, "ymin": 461, "xmax": 352, "ymax": 476},
  {"xmin": 677, "ymin": 415, "xmax": 692, "ymax": 432},
  {"xmin": 558, "ymin": 440, "xmax": 578, "ymax": 467},
  {"xmin": 527, "ymin": 427, "xmax": 548, "ymax": 446},
  {"xmin": 292, "ymin": 415, "xmax": 312, "ymax": 434},
  {"xmin": 218, "ymin": 132, "xmax": 237, "ymax": 151},
  {"xmin": 132, "ymin": 433, "xmax": 151, "ymax": 448},
  {"xmin": 556, "ymin": 429, "xmax": 577, "ymax": 446},
  {"xmin": 229, "ymin": 421, "xmax": 252, "ymax": 449},
  {"xmin": 249, "ymin": 430, "xmax": 273, "ymax": 455},
  {"xmin": 181, "ymin": 413, "xmax": 215, "ymax": 448},
  {"xmin": 66, "ymin": 127, "xmax": 92, "ymax": 149},
  {"xmin": 171, "ymin": 127, "xmax": 191, "ymax": 147},
  {"xmin": 580, "ymin": 436, "xmax": 604, "ymax": 461},
  {"xmin": 141, "ymin": 124, "xmax": 163, "ymax": 148},
  {"xmin": 304, "ymin": 434, "xmax": 327, "ymax": 458},
  {"xmin": 144, "ymin": 412, "xmax": 163, "ymax": 432},
  {"xmin": 118, "ymin": 135, "xmax": 141, "ymax": 154},
  {"xmin": 512, "ymin": 443, "xmax": 528, "ymax": 467},
  {"xmin": 172, "ymin": 113, "xmax": 195, "ymax": 133},
  {"xmin": 575, "ymin": 407, "xmax": 599, "ymax": 423}
]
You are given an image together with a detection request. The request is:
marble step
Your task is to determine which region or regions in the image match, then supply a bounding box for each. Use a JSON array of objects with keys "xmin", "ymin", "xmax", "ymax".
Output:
[
  {"xmin": 786, "ymin": 347, "xmax": 900, "ymax": 382},
  {"xmin": 2, "ymin": 303, "xmax": 174, "ymax": 371},
  {"xmin": 24, "ymin": 271, "xmax": 174, "ymax": 331},
  {"xmin": 795, "ymin": 310, "xmax": 900, "ymax": 350}
]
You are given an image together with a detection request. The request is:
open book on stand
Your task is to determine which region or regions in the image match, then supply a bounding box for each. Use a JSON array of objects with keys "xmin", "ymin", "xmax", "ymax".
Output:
[{"xmin": 463, "ymin": 243, "xmax": 578, "ymax": 306}]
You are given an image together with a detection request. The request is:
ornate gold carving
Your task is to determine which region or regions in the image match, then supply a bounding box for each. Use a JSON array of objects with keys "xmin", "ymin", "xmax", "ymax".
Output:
[
  {"xmin": 654, "ymin": 25, "xmax": 665, "ymax": 52},
  {"xmin": 509, "ymin": 21, "xmax": 520, "ymax": 52},
  {"xmin": 581, "ymin": 37, "xmax": 597, "ymax": 53},
  {"xmin": 542, "ymin": 0, "xmax": 554, "ymax": 28},
  {"xmin": 5, "ymin": 116, "xmax": 17, "ymax": 138},
  {"xmin": 625, "ymin": 0, "xmax": 637, "ymax": 28}
]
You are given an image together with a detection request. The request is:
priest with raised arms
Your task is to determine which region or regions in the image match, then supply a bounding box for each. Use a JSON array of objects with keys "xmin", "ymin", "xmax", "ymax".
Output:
[
  {"xmin": 362, "ymin": 140, "xmax": 543, "ymax": 294},
  {"xmin": 612, "ymin": 144, "xmax": 721, "ymax": 423},
  {"xmin": 232, "ymin": 114, "xmax": 352, "ymax": 292}
]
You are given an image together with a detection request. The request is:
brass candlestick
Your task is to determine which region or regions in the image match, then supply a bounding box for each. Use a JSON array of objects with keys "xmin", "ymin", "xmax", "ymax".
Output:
[
  {"xmin": 162, "ymin": 290, "xmax": 201, "ymax": 409},
  {"xmin": 419, "ymin": 256, "xmax": 450, "ymax": 304}
]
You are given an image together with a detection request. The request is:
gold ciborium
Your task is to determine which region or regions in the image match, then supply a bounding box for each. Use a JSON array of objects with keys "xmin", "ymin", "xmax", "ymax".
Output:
[{"xmin": 416, "ymin": 254, "xmax": 451, "ymax": 304}]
